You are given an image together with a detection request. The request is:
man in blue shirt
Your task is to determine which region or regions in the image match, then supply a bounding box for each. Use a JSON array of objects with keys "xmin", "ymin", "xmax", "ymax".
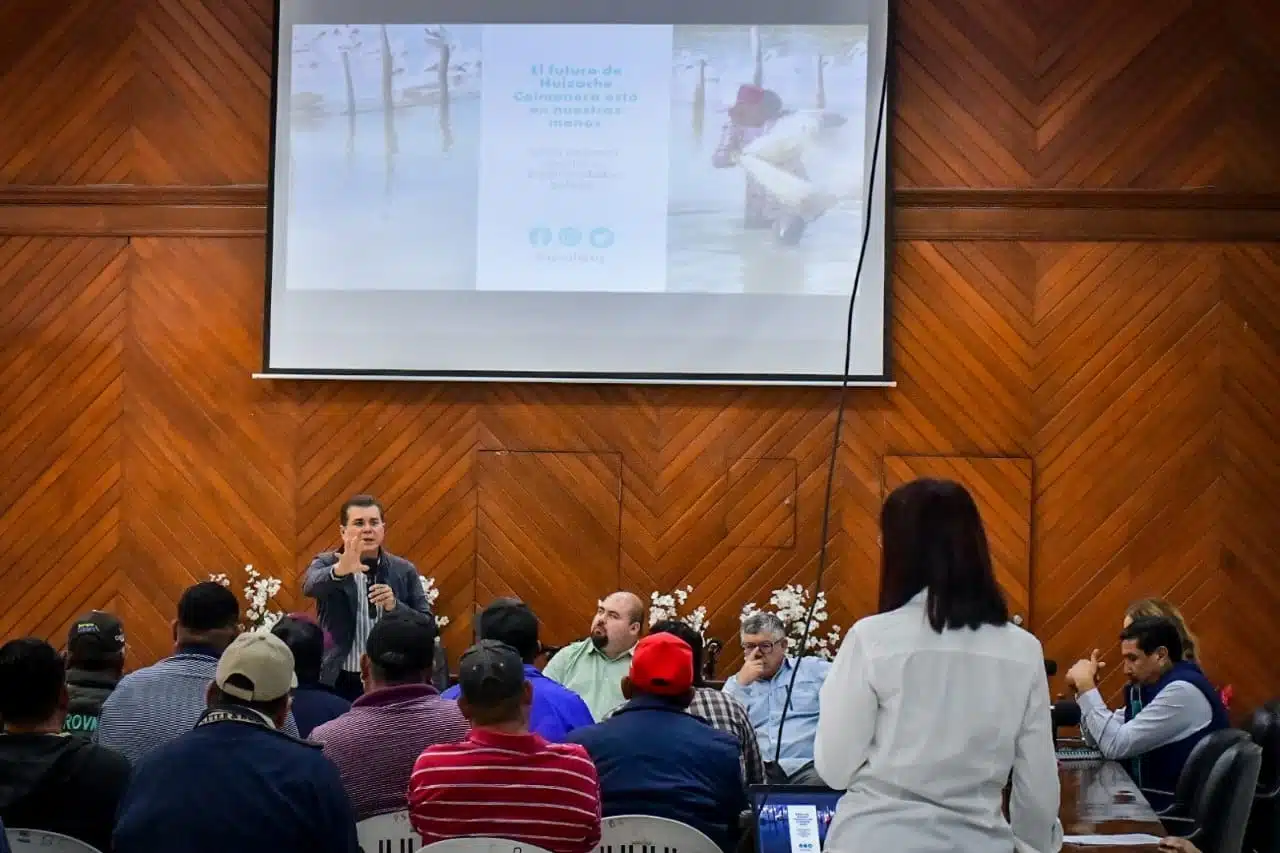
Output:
[
  {"xmin": 566, "ymin": 633, "xmax": 746, "ymax": 853},
  {"xmin": 723, "ymin": 612, "xmax": 831, "ymax": 784},
  {"xmin": 443, "ymin": 599, "xmax": 593, "ymax": 741}
]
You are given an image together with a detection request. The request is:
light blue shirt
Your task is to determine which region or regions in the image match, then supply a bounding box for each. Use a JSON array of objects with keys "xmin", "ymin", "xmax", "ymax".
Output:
[{"xmin": 723, "ymin": 655, "xmax": 831, "ymax": 774}]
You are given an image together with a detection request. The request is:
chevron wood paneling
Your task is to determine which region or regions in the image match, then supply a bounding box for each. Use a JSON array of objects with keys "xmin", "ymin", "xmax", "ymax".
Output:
[{"xmin": 0, "ymin": 1, "xmax": 1278, "ymax": 711}]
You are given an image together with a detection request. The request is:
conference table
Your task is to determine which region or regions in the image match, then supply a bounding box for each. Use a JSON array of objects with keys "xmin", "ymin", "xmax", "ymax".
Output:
[{"xmin": 1059, "ymin": 760, "xmax": 1168, "ymax": 851}]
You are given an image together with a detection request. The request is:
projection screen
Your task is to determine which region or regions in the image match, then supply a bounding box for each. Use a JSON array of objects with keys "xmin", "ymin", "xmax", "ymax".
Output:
[{"xmin": 264, "ymin": 0, "xmax": 892, "ymax": 384}]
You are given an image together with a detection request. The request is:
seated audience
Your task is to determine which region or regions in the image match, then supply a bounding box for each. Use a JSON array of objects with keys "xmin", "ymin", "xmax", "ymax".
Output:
[
  {"xmin": 442, "ymin": 598, "xmax": 593, "ymax": 740},
  {"xmin": 61, "ymin": 610, "xmax": 126, "ymax": 737},
  {"xmin": 272, "ymin": 615, "xmax": 350, "ymax": 737},
  {"xmin": 605, "ymin": 619, "xmax": 765, "ymax": 785},
  {"xmin": 114, "ymin": 632, "xmax": 358, "ymax": 853},
  {"xmin": 1066, "ymin": 616, "xmax": 1228, "ymax": 809},
  {"xmin": 98, "ymin": 581, "xmax": 298, "ymax": 762},
  {"xmin": 542, "ymin": 591, "xmax": 643, "ymax": 720},
  {"xmin": 814, "ymin": 478, "xmax": 1060, "ymax": 853},
  {"xmin": 0, "ymin": 638, "xmax": 131, "ymax": 853},
  {"xmin": 409, "ymin": 640, "xmax": 601, "ymax": 853},
  {"xmin": 567, "ymin": 633, "xmax": 746, "ymax": 853},
  {"xmin": 724, "ymin": 611, "xmax": 830, "ymax": 783},
  {"xmin": 311, "ymin": 610, "xmax": 468, "ymax": 820}
]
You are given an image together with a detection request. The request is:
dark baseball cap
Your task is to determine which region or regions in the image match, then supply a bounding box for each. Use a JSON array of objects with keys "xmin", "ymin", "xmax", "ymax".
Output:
[
  {"xmin": 457, "ymin": 640, "xmax": 525, "ymax": 704},
  {"xmin": 365, "ymin": 611, "xmax": 437, "ymax": 674},
  {"xmin": 66, "ymin": 611, "xmax": 125, "ymax": 661}
]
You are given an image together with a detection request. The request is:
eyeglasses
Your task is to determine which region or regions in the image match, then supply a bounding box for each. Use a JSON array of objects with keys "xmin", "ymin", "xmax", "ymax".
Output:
[{"xmin": 742, "ymin": 641, "xmax": 778, "ymax": 655}]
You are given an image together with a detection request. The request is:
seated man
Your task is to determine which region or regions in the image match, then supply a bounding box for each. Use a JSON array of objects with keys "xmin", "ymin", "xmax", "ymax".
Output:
[
  {"xmin": 1066, "ymin": 616, "xmax": 1229, "ymax": 808},
  {"xmin": 605, "ymin": 620, "xmax": 765, "ymax": 785},
  {"xmin": 409, "ymin": 640, "xmax": 601, "ymax": 853},
  {"xmin": 98, "ymin": 581, "xmax": 298, "ymax": 762},
  {"xmin": 542, "ymin": 591, "xmax": 644, "ymax": 720},
  {"xmin": 61, "ymin": 610, "xmax": 126, "ymax": 737},
  {"xmin": 311, "ymin": 610, "xmax": 468, "ymax": 819},
  {"xmin": 272, "ymin": 615, "xmax": 350, "ymax": 738},
  {"xmin": 443, "ymin": 598, "xmax": 593, "ymax": 740},
  {"xmin": 0, "ymin": 638, "xmax": 131, "ymax": 853},
  {"xmin": 724, "ymin": 612, "xmax": 831, "ymax": 784},
  {"xmin": 113, "ymin": 632, "xmax": 358, "ymax": 853},
  {"xmin": 566, "ymin": 633, "xmax": 747, "ymax": 853}
]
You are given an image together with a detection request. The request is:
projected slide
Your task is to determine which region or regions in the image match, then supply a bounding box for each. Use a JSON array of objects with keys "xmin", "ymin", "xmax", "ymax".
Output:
[
  {"xmin": 266, "ymin": 0, "xmax": 890, "ymax": 382},
  {"xmin": 285, "ymin": 24, "xmax": 866, "ymax": 295}
]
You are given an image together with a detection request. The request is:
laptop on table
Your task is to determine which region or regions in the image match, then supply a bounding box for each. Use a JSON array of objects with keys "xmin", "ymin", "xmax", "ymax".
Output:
[{"xmin": 749, "ymin": 785, "xmax": 843, "ymax": 853}]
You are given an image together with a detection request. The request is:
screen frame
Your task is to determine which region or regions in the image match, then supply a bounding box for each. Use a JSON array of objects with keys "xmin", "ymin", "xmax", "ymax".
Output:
[{"xmin": 259, "ymin": 0, "xmax": 896, "ymax": 386}]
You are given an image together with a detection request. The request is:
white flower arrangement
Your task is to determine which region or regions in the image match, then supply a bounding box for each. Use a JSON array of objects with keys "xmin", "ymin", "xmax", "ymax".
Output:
[
  {"xmin": 648, "ymin": 586, "xmax": 709, "ymax": 637},
  {"xmin": 420, "ymin": 575, "xmax": 450, "ymax": 628},
  {"xmin": 209, "ymin": 565, "xmax": 284, "ymax": 633},
  {"xmin": 740, "ymin": 583, "xmax": 843, "ymax": 660}
]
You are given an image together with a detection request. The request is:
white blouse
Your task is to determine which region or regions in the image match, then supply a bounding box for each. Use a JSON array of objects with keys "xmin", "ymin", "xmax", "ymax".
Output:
[{"xmin": 814, "ymin": 593, "xmax": 1061, "ymax": 853}]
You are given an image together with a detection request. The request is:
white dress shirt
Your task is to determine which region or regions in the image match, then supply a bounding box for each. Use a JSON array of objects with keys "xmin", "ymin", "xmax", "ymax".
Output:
[
  {"xmin": 1077, "ymin": 681, "xmax": 1213, "ymax": 760},
  {"xmin": 814, "ymin": 592, "xmax": 1061, "ymax": 853}
]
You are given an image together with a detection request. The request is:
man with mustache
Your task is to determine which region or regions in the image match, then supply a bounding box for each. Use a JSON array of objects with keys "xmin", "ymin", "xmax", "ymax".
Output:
[
  {"xmin": 303, "ymin": 494, "xmax": 434, "ymax": 701},
  {"xmin": 542, "ymin": 592, "xmax": 644, "ymax": 721}
]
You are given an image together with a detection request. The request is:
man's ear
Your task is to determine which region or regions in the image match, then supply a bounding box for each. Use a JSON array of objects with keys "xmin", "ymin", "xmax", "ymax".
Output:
[
  {"xmin": 205, "ymin": 681, "xmax": 220, "ymax": 707},
  {"xmin": 456, "ymin": 695, "xmax": 474, "ymax": 722},
  {"xmin": 621, "ymin": 676, "xmax": 634, "ymax": 701},
  {"xmin": 360, "ymin": 654, "xmax": 372, "ymax": 687}
]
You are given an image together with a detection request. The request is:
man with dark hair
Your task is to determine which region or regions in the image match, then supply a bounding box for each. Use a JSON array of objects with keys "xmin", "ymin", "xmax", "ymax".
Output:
[
  {"xmin": 605, "ymin": 620, "xmax": 764, "ymax": 784},
  {"xmin": 0, "ymin": 638, "xmax": 131, "ymax": 852},
  {"xmin": 98, "ymin": 581, "xmax": 298, "ymax": 763},
  {"xmin": 114, "ymin": 632, "xmax": 358, "ymax": 853},
  {"xmin": 543, "ymin": 591, "xmax": 644, "ymax": 720},
  {"xmin": 303, "ymin": 494, "xmax": 433, "ymax": 700},
  {"xmin": 311, "ymin": 610, "xmax": 467, "ymax": 819},
  {"xmin": 62, "ymin": 610, "xmax": 126, "ymax": 737},
  {"xmin": 567, "ymin": 633, "xmax": 746, "ymax": 852},
  {"xmin": 272, "ymin": 615, "xmax": 350, "ymax": 737},
  {"xmin": 1066, "ymin": 616, "xmax": 1229, "ymax": 808},
  {"xmin": 409, "ymin": 640, "xmax": 601, "ymax": 853},
  {"xmin": 443, "ymin": 598, "xmax": 593, "ymax": 740}
]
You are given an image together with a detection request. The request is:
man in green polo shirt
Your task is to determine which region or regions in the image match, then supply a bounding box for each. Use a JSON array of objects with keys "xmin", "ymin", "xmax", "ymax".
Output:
[{"xmin": 542, "ymin": 591, "xmax": 644, "ymax": 720}]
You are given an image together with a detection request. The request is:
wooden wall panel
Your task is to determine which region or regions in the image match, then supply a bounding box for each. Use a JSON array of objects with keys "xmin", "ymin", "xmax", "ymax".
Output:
[
  {"xmin": 0, "ymin": 0, "xmax": 1277, "ymax": 709},
  {"xmin": 476, "ymin": 451, "xmax": 623, "ymax": 647}
]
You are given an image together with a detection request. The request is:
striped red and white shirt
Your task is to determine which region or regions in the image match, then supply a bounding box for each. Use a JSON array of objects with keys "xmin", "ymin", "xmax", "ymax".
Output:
[{"xmin": 408, "ymin": 728, "xmax": 602, "ymax": 853}]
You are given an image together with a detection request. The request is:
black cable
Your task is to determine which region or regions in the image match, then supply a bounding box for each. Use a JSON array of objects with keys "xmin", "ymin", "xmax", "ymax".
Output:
[{"xmin": 764, "ymin": 59, "xmax": 890, "ymax": 776}]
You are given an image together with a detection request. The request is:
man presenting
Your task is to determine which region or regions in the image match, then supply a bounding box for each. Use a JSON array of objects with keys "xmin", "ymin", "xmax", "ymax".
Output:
[{"xmin": 303, "ymin": 495, "xmax": 433, "ymax": 700}]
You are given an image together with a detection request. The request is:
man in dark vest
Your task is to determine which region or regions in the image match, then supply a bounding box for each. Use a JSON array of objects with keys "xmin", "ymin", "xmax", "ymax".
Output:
[
  {"xmin": 1066, "ymin": 616, "xmax": 1228, "ymax": 808},
  {"xmin": 62, "ymin": 611, "xmax": 126, "ymax": 737}
]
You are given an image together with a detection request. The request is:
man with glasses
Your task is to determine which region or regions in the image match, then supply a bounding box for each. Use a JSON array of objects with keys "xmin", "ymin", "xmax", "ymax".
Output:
[
  {"xmin": 303, "ymin": 494, "xmax": 434, "ymax": 701},
  {"xmin": 723, "ymin": 612, "xmax": 831, "ymax": 785}
]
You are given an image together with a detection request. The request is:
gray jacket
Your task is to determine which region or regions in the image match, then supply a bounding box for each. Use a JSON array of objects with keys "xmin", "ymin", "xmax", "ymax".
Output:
[{"xmin": 302, "ymin": 549, "xmax": 433, "ymax": 684}]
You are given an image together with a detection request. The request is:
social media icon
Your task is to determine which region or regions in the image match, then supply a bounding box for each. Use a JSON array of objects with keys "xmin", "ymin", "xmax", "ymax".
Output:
[
  {"xmin": 529, "ymin": 227, "xmax": 553, "ymax": 247},
  {"xmin": 558, "ymin": 227, "xmax": 582, "ymax": 247},
  {"xmin": 589, "ymin": 227, "xmax": 614, "ymax": 249}
]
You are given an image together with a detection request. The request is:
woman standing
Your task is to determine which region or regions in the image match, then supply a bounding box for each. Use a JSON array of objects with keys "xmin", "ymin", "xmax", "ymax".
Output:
[{"xmin": 814, "ymin": 478, "xmax": 1061, "ymax": 853}]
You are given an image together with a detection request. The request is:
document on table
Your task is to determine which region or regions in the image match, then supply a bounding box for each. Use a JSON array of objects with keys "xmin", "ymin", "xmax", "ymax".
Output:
[{"xmin": 1064, "ymin": 834, "xmax": 1163, "ymax": 847}]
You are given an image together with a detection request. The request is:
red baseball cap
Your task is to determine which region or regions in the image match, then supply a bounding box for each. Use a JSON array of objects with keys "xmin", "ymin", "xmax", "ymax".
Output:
[{"xmin": 629, "ymin": 633, "xmax": 694, "ymax": 696}]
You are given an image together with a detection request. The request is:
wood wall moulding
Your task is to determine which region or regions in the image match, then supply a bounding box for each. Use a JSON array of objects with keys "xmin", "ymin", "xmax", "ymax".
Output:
[{"xmin": 0, "ymin": 186, "xmax": 1277, "ymax": 241}]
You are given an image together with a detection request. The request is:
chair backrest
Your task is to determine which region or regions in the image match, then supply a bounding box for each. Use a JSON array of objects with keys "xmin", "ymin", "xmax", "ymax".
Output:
[
  {"xmin": 1247, "ymin": 700, "xmax": 1280, "ymax": 793},
  {"xmin": 357, "ymin": 810, "xmax": 420, "ymax": 853},
  {"xmin": 598, "ymin": 815, "xmax": 721, "ymax": 853},
  {"xmin": 420, "ymin": 839, "xmax": 555, "ymax": 853},
  {"xmin": 1191, "ymin": 740, "xmax": 1263, "ymax": 853},
  {"xmin": 5, "ymin": 828, "xmax": 103, "ymax": 853},
  {"xmin": 1171, "ymin": 728, "xmax": 1249, "ymax": 814}
]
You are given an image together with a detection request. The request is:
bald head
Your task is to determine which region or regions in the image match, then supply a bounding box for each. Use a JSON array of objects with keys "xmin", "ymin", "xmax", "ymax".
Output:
[{"xmin": 590, "ymin": 591, "xmax": 645, "ymax": 658}]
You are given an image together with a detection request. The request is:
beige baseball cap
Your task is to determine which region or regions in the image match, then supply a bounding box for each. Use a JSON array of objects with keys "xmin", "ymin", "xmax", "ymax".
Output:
[{"xmin": 215, "ymin": 632, "xmax": 298, "ymax": 702}]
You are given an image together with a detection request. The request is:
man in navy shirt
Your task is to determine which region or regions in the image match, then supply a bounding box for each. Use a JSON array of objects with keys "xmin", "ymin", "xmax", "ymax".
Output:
[
  {"xmin": 566, "ymin": 633, "xmax": 746, "ymax": 852},
  {"xmin": 443, "ymin": 599, "xmax": 593, "ymax": 741},
  {"xmin": 114, "ymin": 632, "xmax": 358, "ymax": 853}
]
